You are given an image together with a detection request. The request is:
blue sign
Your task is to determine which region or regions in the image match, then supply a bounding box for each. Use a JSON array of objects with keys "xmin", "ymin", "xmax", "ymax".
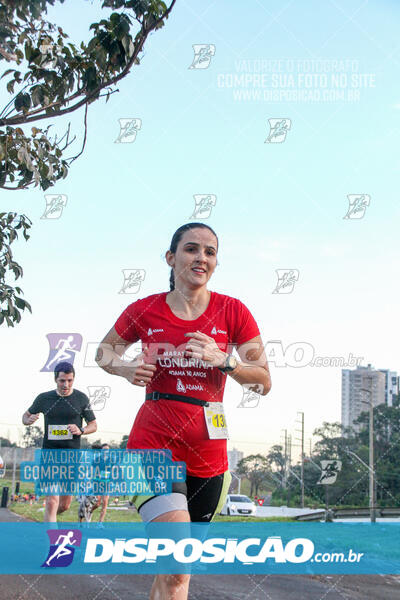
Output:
[
  {"xmin": 0, "ymin": 523, "xmax": 399, "ymax": 574},
  {"xmin": 20, "ymin": 449, "xmax": 185, "ymax": 496}
]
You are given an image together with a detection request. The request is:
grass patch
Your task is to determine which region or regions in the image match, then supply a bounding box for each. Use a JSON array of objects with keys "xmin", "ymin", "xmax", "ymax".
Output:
[
  {"xmin": 10, "ymin": 499, "xmax": 142, "ymax": 522},
  {"xmin": 9, "ymin": 500, "xmax": 295, "ymax": 523},
  {"xmin": 0, "ymin": 478, "xmax": 35, "ymax": 495}
]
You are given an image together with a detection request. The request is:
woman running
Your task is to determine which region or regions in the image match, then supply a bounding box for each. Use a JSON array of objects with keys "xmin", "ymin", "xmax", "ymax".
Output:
[{"xmin": 96, "ymin": 222, "xmax": 271, "ymax": 600}]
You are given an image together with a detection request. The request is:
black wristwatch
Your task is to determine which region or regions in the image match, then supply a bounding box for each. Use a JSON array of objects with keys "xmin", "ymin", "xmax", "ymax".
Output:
[
  {"xmin": 218, "ymin": 354, "xmax": 238, "ymax": 373},
  {"xmin": 79, "ymin": 427, "xmax": 85, "ymax": 435}
]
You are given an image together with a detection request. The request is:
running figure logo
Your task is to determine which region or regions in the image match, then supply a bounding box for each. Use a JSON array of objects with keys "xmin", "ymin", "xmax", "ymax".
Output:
[
  {"xmin": 189, "ymin": 44, "xmax": 216, "ymax": 69},
  {"xmin": 343, "ymin": 194, "xmax": 370, "ymax": 219},
  {"xmin": 265, "ymin": 119, "xmax": 291, "ymax": 143},
  {"xmin": 41, "ymin": 194, "xmax": 67, "ymax": 219},
  {"xmin": 189, "ymin": 195, "xmax": 217, "ymax": 219},
  {"xmin": 41, "ymin": 333, "xmax": 83, "ymax": 372},
  {"xmin": 119, "ymin": 269, "xmax": 146, "ymax": 294},
  {"xmin": 115, "ymin": 118, "xmax": 142, "ymax": 143},
  {"xmin": 317, "ymin": 460, "xmax": 342, "ymax": 485},
  {"xmin": 272, "ymin": 269, "xmax": 299, "ymax": 294},
  {"xmin": 237, "ymin": 383, "xmax": 263, "ymax": 408},
  {"xmin": 42, "ymin": 529, "xmax": 82, "ymax": 568},
  {"xmin": 87, "ymin": 386, "xmax": 111, "ymax": 411},
  {"xmin": 39, "ymin": 44, "xmax": 62, "ymax": 70}
]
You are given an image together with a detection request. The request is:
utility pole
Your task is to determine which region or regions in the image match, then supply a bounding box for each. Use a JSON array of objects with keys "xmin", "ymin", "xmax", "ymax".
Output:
[
  {"xmin": 286, "ymin": 434, "xmax": 292, "ymax": 506},
  {"xmin": 296, "ymin": 412, "xmax": 305, "ymax": 508},
  {"xmin": 282, "ymin": 429, "xmax": 288, "ymax": 488},
  {"xmin": 11, "ymin": 447, "xmax": 17, "ymax": 498},
  {"xmin": 361, "ymin": 376, "xmax": 376, "ymax": 523},
  {"xmin": 369, "ymin": 398, "xmax": 375, "ymax": 522}
]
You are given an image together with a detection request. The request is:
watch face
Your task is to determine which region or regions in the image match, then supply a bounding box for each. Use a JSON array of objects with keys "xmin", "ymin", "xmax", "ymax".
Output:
[{"xmin": 226, "ymin": 355, "xmax": 237, "ymax": 371}]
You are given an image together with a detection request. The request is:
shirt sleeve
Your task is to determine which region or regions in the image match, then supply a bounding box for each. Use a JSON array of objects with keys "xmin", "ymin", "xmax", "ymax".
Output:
[
  {"xmin": 114, "ymin": 301, "xmax": 141, "ymax": 343},
  {"xmin": 27, "ymin": 395, "xmax": 43, "ymax": 415},
  {"xmin": 230, "ymin": 299, "xmax": 261, "ymax": 346},
  {"xmin": 82, "ymin": 396, "xmax": 96, "ymax": 423}
]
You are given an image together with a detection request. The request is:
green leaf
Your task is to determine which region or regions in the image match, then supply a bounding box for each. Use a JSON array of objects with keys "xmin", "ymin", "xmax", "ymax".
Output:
[
  {"xmin": 87, "ymin": 37, "xmax": 99, "ymax": 53},
  {"xmin": 6, "ymin": 80, "xmax": 16, "ymax": 94},
  {"xmin": 24, "ymin": 41, "xmax": 32, "ymax": 62},
  {"xmin": 14, "ymin": 94, "xmax": 25, "ymax": 111},
  {"xmin": 14, "ymin": 297, "xmax": 26, "ymax": 309},
  {"xmin": 110, "ymin": 13, "xmax": 120, "ymax": 26},
  {"xmin": 41, "ymin": 179, "xmax": 52, "ymax": 191},
  {"xmin": 115, "ymin": 17, "xmax": 130, "ymax": 40},
  {"xmin": 22, "ymin": 93, "xmax": 31, "ymax": 110},
  {"xmin": 31, "ymin": 86, "xmax": 45, "ymax": 107},
  {"xmin": 1, "ymin": 69, "xmax": 15, "ymax": 80}
]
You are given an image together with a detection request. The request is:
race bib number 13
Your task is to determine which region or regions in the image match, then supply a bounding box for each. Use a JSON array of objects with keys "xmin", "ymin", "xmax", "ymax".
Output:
[{"xmin": 204, "ymin": 403, "xmax": 229, "ymax": 439}]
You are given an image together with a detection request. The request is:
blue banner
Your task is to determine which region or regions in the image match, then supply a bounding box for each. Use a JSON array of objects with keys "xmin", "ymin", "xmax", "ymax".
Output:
[
  {"xmin": 0, "ymin": 523, "xmax": 399, "ymax": 574},
  {"xmin": 20, "ymin": 449, "xmax": 185, "ymax": 496}
]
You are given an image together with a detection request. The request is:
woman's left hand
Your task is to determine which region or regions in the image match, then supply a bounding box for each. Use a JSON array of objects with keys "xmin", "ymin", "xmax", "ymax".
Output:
[{"xmin": 184, "ymin": 331, "xmax": 227, "ymax": 367}]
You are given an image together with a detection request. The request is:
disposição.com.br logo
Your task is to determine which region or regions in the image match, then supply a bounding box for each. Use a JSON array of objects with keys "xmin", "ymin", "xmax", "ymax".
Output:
[{"xmin": 42, "ymin": 529, "xmax": 82, "ymax": 568}]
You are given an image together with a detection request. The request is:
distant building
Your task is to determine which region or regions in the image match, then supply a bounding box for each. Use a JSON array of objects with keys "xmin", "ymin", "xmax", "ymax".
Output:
[
  {"xmin": 378, "ymin": 369, "xmax": 399, "ymax": 407},
  {"xmin": 342, "ymin": 364, "xmax": 389, "ymax": 433},
  {"xmin": 227, "ymin": 447, "xmax": 243, "ymax": 471}
]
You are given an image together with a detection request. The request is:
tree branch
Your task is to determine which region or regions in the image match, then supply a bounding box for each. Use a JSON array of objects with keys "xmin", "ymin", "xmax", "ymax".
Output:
[
  {"xmin": 0, "ymin": 47, "xmax": 18, "ymax": 62},
  {"xmin": 0, "ymin": 0, "xmax": 177, "ymax": 127},
  {"xmin": 68, "ymin": 103, "xmax": 88, "ymax": 163}
]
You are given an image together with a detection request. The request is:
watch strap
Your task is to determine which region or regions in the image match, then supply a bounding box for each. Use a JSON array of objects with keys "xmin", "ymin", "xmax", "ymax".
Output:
[{"xmin": 218, "ymin": 354, "xmax": 237, "ymax": 373}]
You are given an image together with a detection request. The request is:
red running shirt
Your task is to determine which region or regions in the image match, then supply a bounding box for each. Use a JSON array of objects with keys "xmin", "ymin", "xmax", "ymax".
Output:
[{"xmin": 114, "ymin": 291, "xmax": 260, "ymax": 477}]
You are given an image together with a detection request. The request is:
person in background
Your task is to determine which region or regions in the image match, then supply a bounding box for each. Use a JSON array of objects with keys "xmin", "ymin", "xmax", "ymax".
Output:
[
  {"xmin": 78, "ymin": 443, "xmax": 110, "ymax": 525},
  {"xmin": 22, "ymin": 362, "xmax": 97, "ymax": 522}
]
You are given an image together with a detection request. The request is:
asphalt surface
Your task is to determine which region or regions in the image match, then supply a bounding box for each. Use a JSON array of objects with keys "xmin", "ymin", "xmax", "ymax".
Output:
[
  {"xmin": 0, "ymin": 508, "xmax": 399, "ymax": 599},
  {"xmin": 1, "ymin": 572, "xmax": 400, "ymax": 600},
  {"xmin": 0, "ymin": 507, "xmax": 32, "ymax": 522}
]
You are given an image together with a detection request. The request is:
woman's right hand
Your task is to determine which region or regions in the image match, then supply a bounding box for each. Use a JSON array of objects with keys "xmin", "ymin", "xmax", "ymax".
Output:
[{"xmin": 124, "ymin": 347, "xmax": 157, "ymax": 387}]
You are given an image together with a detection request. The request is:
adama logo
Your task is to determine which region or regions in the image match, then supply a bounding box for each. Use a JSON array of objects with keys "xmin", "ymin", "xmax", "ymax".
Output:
[
  {"xmin": 211, "ymin": 326, "xmax": 227, "ymax": 335},
  {"xmin": 148, "ymin": 328, "xmax": 164, "ymax": 336},
  {"xmin": 176, "ymin": 378, "xmax": 186, "ymax": 393},
  {"xmin": 176, "ymin": 378, "xmax": 203, "ymax": 393},
  {"xmin": 42, "ymin": 529, "xmax": 82, "ymax": 568}
]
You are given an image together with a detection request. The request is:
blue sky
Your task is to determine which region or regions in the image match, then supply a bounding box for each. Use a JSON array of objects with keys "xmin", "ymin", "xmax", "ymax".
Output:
[{"xmin": 1, "ymin": 0, "xmax": 399, "ymax": 458}]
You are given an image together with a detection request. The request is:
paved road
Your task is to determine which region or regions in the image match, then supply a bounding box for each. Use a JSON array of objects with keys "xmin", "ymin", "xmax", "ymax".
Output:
[
  {"xmin": 0, "ymin": 572, "xmax": 399, "ymax": 600},
  {"xmin": 0, "ymin": 507, "xmax": 31, "ymax": 522}
]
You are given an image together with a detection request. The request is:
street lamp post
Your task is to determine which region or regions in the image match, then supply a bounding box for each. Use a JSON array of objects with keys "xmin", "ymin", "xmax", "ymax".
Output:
[
  {"xmin": 231, "ymin": 471, "xmax": 241, "ymax": 494},
  {"xmin": 361, "ymin": 384, "xmax": 376, "ymax": 523},
  {"xmin": 344, "ymin": 449, "xmax": 375, "ymax": 522}
]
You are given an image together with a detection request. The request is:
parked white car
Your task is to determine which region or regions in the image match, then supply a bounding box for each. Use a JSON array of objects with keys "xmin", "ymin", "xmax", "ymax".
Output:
[{"xmin": 220, "ymin": 494, "xmax": 256, "ymax": 516}]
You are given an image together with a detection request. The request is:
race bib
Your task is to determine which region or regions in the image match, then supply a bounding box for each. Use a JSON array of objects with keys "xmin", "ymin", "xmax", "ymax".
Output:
[
  {"xmin": 204, "ymin": 402, "xmax": 229, "ymax": 439},
  {"xmin": 48, "ymin": 424, "xmax": 73, "ymax": 440}
]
